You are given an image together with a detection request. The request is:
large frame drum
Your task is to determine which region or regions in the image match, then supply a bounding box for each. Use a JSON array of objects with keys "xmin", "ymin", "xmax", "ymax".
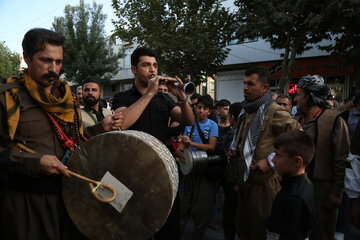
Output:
[{"xmin": 62, "ymin": 130, "xmax": 178, "ymax": 240}]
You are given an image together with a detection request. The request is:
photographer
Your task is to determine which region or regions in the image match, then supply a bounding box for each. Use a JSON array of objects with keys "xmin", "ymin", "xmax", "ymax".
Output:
[{"xmin": 177, "ymin": 94, "xmax": 219, "ymax": 240}]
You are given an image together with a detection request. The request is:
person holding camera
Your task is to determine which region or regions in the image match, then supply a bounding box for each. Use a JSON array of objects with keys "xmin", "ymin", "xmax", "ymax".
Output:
[{"xmin": 176, "ymin": 94, "xmax": 219, "ymax": 240}]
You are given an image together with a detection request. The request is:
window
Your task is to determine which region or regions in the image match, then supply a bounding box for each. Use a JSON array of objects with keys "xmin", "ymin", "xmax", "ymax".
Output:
[{"xmin": 209, "ymin": 82, "xmax": 215, "ymax": 92}]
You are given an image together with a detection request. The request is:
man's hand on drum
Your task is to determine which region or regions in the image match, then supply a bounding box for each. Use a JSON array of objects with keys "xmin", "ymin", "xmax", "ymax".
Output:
[
  {"xmin": 182, "ymin": 135, "xmax": 191, "ymax": 146},
  {"xmin": 39, "ymin": 154, "xmax": 70, "ymax": 177},
  {"xmin": 102, "ymin": 112, "xmax": 124, "ymax": 131},
  {"xmin": 176, "ymin": 143, "xmax": 185, "ymax": 164}
]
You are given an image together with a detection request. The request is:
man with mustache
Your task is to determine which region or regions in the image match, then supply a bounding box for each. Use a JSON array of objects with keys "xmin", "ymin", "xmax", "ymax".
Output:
[
  {"xmin": 76, "ymin": 85, "xmax": 85, "ymax": 108},
  {"xmin": 0, "ymin": 28, "xmax": 123, "ymax": 240},
  {"xmin": 81, "ymin": 77, "xmax": 113, "ymax": 129},
  {"xmin": 229, "ymin": 66, "xmax": 300, "ymax": 240},
  {"xmin": 294, "ymin": 75, "xmax": 350, "ymax": 240}
]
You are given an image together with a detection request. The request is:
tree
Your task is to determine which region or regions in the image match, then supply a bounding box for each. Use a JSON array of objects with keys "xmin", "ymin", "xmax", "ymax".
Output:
[
  {"xmin": 234, "ymin": 0, "xmax": 332, "ymax": 94},
  {"xmin": 0, "ymin": 42, "xmax": 20, "ymax": 80},
  {"xmin": 112, "ymin": 0, "xmax": 235, "ymax": 85},
  {"xmin": 52, "ymin": 0, "xmax": 122, "ymax": 86},
  {"xmin": 319, "ymin": 0, "xmax": 360, "ymax": 63}
]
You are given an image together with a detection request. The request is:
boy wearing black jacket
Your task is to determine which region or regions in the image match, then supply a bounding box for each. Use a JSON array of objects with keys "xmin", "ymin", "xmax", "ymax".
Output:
[{"xmin": 266, "ymin": 130, "xmax": 315, "ymax": 240}]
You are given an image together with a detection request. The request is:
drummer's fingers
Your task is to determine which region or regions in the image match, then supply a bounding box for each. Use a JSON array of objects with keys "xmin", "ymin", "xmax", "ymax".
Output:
[
  {"xmin": 113, "ymin": 112, "xmax": 123, "ymax": 120},
  {"xmin": 111, "ymin": 119, "xmax": 122, "ymax": 129},
  {"xmin": 54, "ymin": 161, "xmax": 70, "ymax": 177},
  {"xmin": 178, "ymin": 150, "xmax": 184, "ymax": 160},
  {"xmin": 57, "ymin": 166, "xmax": 70, "ymax": 177},
  {"xmin": 40, "ymin": 155, "xmax": 67, "ymax": 176},
  {"xmin": 182, "ymin": 136, "xmax": 189, "ymax": 142}
]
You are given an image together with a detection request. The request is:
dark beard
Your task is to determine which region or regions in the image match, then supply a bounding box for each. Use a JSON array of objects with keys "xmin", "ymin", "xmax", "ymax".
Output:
[{"xmin": 84, "ymin": 97, "xmax": 100, "ymax": 108}]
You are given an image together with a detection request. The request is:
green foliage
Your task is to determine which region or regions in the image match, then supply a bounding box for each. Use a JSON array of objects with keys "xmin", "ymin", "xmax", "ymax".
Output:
[
  {"xmin": 319, "ymin": 0, "xmax": 360, "ymax": 63},
  {"xmin": 234, "ymin": 0, "xmax": 332, "ymax": 93},
  {"xmin": 52, "ymin": 0, "xmax": 122, "ymax": 86},
  {"xmin": 0, "ymin": 42, "xmax": 20, "ymax": 80},
  {"xmin": 112, "ymin": 0, "xmax": 235, "ymax": 85}
]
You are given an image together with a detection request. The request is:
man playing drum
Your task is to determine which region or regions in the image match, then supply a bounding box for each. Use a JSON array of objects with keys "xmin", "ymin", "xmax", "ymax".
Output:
[{"xmin": 0, "ymin": 28, "xmax": 123, "ymax": 240}]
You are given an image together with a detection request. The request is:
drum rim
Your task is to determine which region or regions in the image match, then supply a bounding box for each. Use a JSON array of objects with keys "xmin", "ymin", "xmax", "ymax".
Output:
[{"xmin": 62, "ymin": 130, "xmax": 178, "ymax": 240}]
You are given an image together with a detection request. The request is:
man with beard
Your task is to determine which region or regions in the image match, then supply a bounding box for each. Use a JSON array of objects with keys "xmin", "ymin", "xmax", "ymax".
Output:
[
  {"xmin": 0, "ymin": 28, "xmax": 122, "ymax": 240},
  {"xmin": 294, "ymin": 75, "xmax": 350, "ymax": 240},
  {"xmin": 81, "ymin": 77, "xmax": 113, "ymax": 129},
  {"xmin": 229, "ymin": 66, "xmax": 300, "ymax": 240}
]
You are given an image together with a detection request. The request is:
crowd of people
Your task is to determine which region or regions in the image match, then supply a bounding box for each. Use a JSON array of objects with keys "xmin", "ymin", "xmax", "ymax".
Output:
[{"xmin": 0, "ymin": 28, "xmax": 360, "ymax": 240}]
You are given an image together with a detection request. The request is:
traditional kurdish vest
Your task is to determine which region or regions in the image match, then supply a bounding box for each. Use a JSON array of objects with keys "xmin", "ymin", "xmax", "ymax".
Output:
[{"xmin": 313, "ymin": 109, "xmax": 342, "ymax": 180}]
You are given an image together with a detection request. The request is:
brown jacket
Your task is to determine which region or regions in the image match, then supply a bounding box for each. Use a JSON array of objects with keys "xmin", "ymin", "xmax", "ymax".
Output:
[
  {"xmin": 236, "ymin": 102, "xmax": 301, "ymax": 182},
  {"xmin": 0, "ymin": 82, "xmax": 103, "ymax": 240},
  {"xmin": 0, "ymin": 83, "xmax": 104, "ymax": 187}
]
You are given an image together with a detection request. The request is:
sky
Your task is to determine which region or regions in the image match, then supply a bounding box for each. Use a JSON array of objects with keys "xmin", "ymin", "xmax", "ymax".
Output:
[{"xmin": 0, "ymin": 0, "xmax": 117, "ymax": 54}]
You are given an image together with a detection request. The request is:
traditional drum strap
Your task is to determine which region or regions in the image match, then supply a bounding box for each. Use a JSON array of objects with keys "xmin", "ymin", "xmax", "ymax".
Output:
[{"xmin": 46, "ymin": 112, "xmax": 77, "ymax": 151}]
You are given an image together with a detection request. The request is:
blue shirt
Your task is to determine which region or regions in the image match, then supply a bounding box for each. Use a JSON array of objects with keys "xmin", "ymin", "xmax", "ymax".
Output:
[
  {"xmin": 184, "ymin": 118, "xmax": 218, "ymax": 151},
  {"xmin": 348, "ymin": 108, "xmax": 360, "ymax": 141}
]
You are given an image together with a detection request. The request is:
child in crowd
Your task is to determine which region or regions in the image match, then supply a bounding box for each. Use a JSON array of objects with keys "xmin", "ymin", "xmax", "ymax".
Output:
[
  {"xmin": 177, "ymin": 94, "xmax": 218, "ymax": 240},
  {"xmin": 266, "ymin": 129, "xmax": 315, "ymax": 240}
]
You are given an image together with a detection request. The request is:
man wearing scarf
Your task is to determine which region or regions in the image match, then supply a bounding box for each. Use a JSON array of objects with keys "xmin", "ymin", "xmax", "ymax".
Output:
[
  {"xmin": 230, "ymin": 66, "xmax": 300, "ymax": 240},
  {"xmin": 0, "ymin": 28, "xmax": 122, "ymax": 240},
  {"xmin": 295, "ymin": 75, "xmax": 350, "ymax": 240}
]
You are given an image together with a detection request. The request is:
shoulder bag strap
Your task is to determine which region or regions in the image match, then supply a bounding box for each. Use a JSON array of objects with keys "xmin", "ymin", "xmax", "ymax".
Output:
[
  {"xmin": 196, "ymin": 120, "xmax": 209, "ymax": 144},
  {"xmin": 85, "ymin": 110, "xmax": 98, "ymax": 124}
]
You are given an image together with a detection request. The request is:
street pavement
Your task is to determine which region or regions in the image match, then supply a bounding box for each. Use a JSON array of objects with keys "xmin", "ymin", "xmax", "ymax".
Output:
[
  {"xmin": 180, "ymin": 187, "xmax": 360, "ymax": 240},
  {"xmin": 181, "ymin": 188, "xmax": 239, "ymax": 240}
]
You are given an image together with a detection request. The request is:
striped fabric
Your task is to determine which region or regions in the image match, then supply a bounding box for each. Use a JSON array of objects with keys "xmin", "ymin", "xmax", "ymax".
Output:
[{"xmin": 230, "ymin": 91, "xmax": 273, "ymax": 181}]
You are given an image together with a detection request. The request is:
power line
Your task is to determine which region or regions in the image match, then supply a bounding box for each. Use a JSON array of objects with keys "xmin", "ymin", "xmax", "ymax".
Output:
[
  {"xmin": 240, "ymin": 44, "xmax": 282, "ymax": 56},
  {"xmin": 228, "ymin": 53, "xmax": 252, "ymax": 62}
]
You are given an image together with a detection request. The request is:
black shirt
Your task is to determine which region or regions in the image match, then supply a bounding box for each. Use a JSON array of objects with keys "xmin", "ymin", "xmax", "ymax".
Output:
[
  {"xmin": 217, "ymin": 125, "xmax": 234, "ymax": 152},
  {"xmin": 113, "ymin": 85, "xmax": 176, "ymax": 147},
  {"xmin": 266, "ymin": 174, "xmax": 315, "ymax": 240}
]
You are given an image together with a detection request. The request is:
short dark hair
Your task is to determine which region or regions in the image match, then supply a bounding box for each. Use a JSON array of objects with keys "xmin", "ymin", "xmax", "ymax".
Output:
[
  {"xmin": 131, "ymin": 47, "xmax": 158, "ymax": 67},
  {"xmin": 245, "ymin": 66, "xmax": 271, "ymax": 84},
  {"xmin": 274, "ymin": 129, "xmax": 315, "ymax": 167},
  {"xmin": 83, "ymin": 77, "xmax": 102, "ymax": 91},
  {"xmin": 190, "ymin": 93, "xmax": 200, "ymax": 101},
  {"xmin": 277, "ymin": 94, "xmax": 292, "ymax": 102},
  {"xmin": 229, "ymin": 102, "xmax": 243, "ymax": 120},
  {"xmin": 197, "ymin": 94, "xmax": 214, "ymax": 109},
  {"xmin": 216, "ymin": 99, "xmax": 231, "ymax": 109},
  {"xmin": 22, "ymin": 28, "xmax": 65, "ymax": 60},
  {"xmin": 353, "ymin": 92, "xmax": 360, "ymax": 107}
]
